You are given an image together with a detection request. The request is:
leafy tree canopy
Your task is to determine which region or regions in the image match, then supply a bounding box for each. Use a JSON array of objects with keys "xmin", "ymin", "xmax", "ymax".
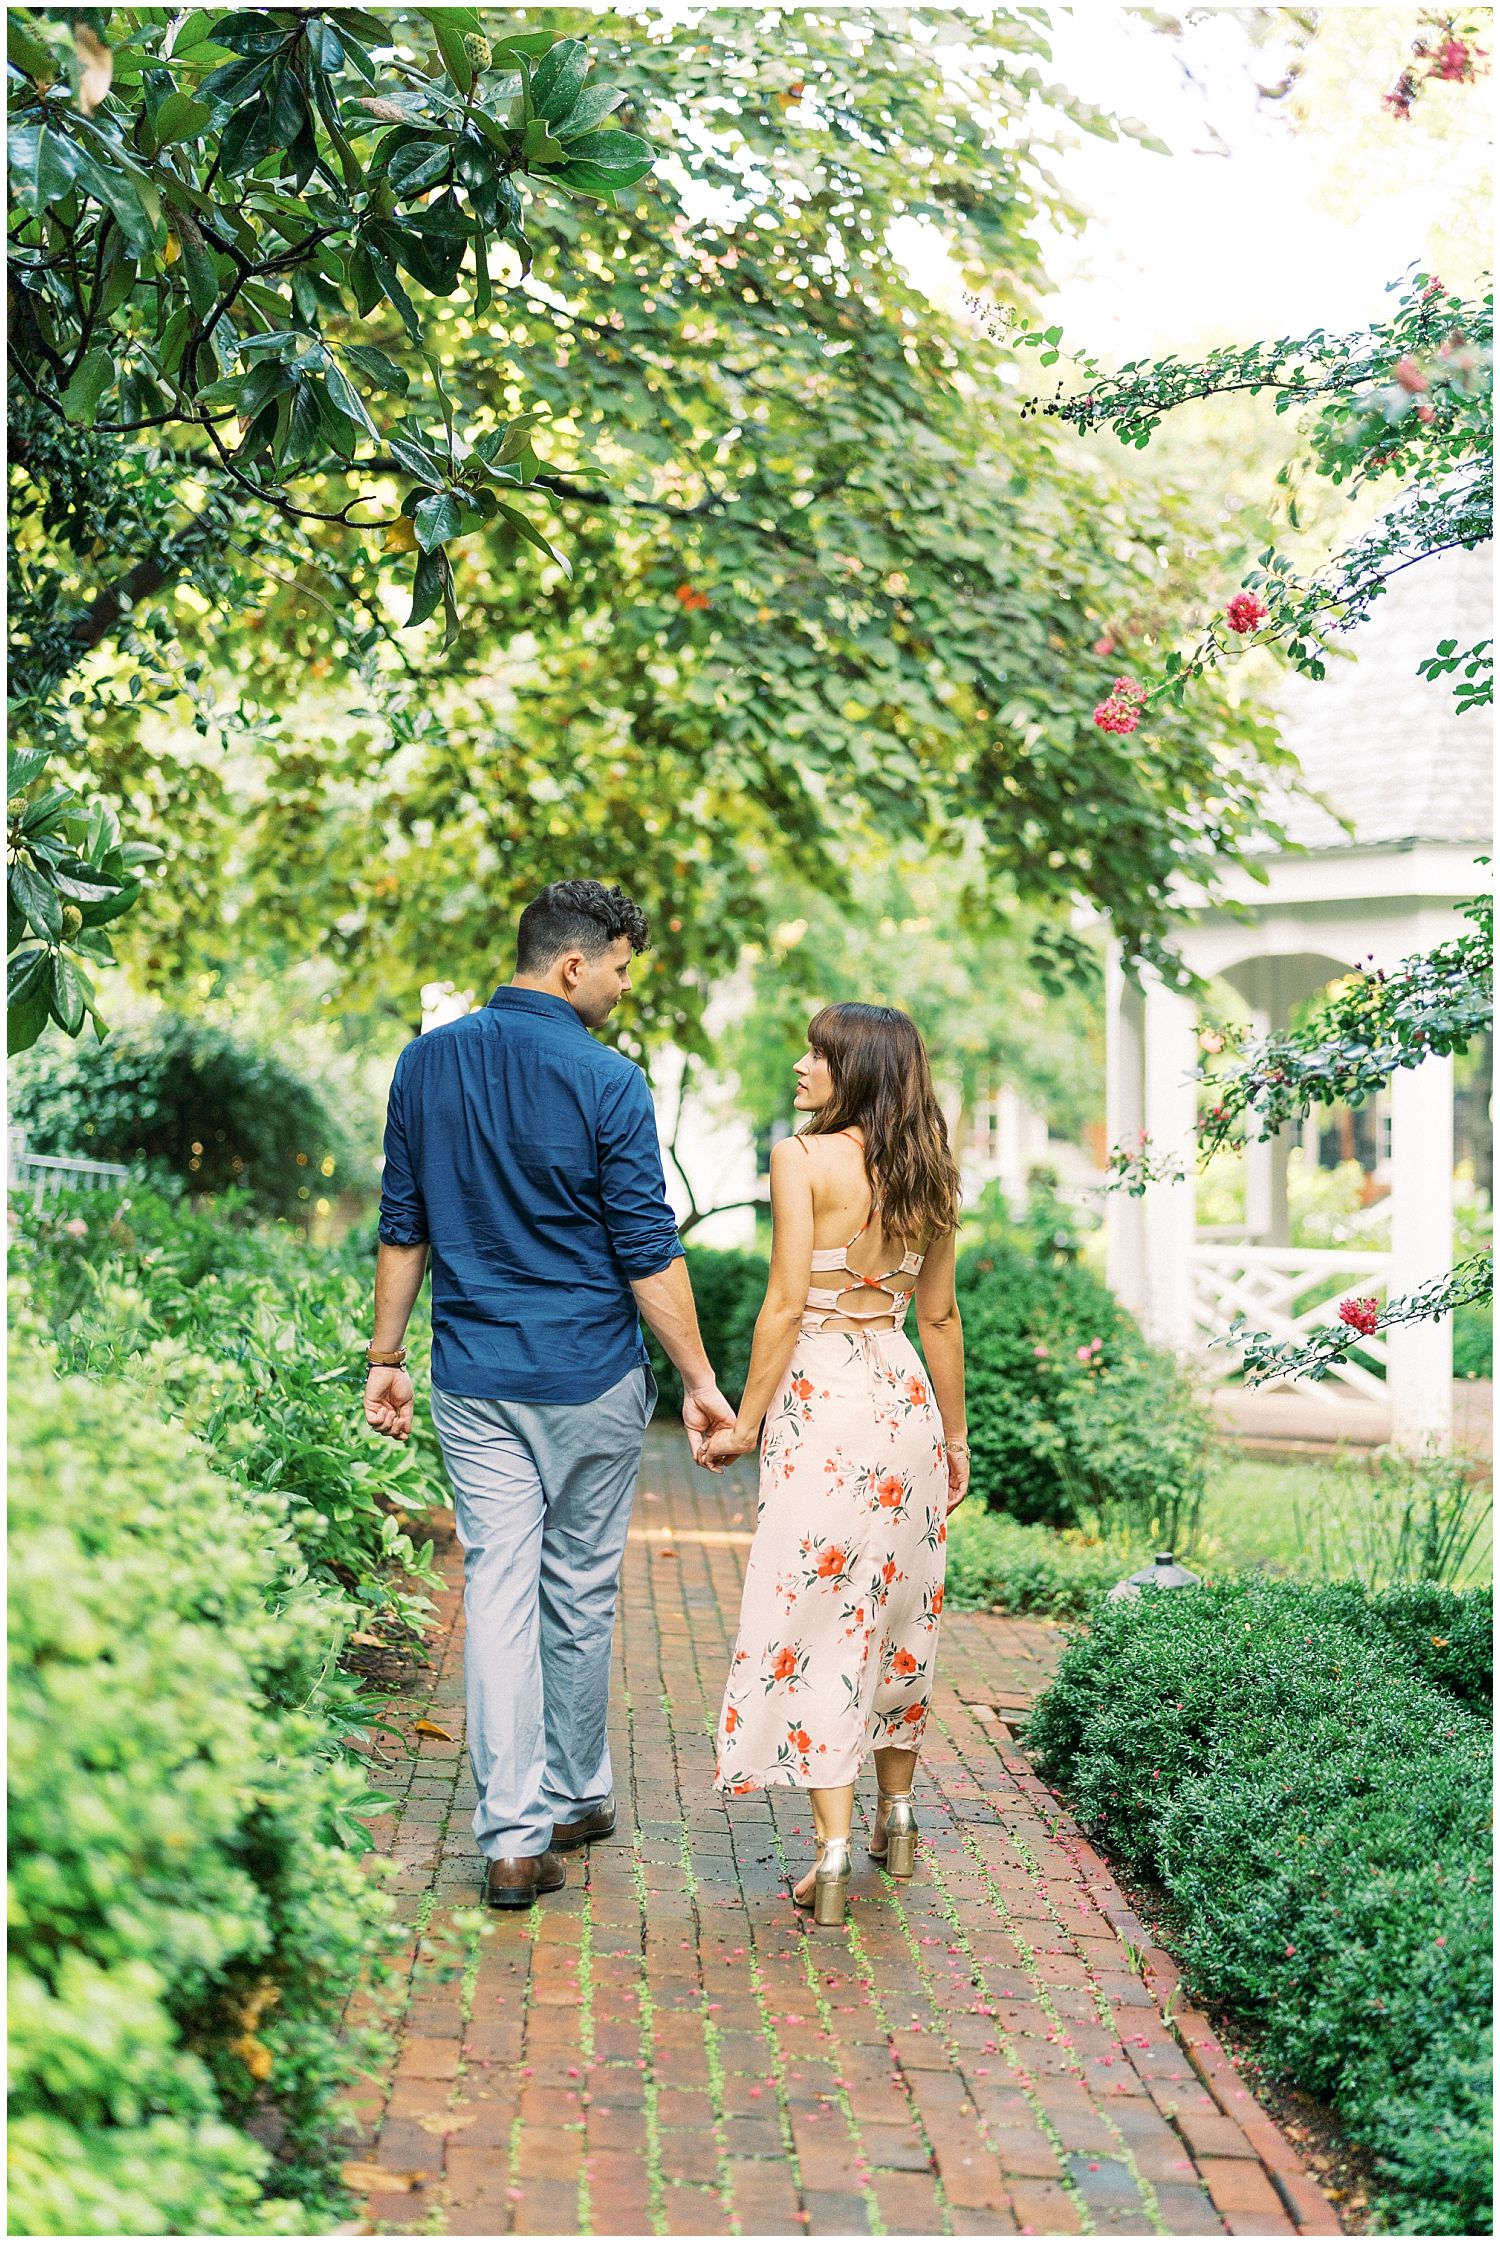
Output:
[{"xmin": 9, "ymin": 5, "xmax": 1289, "ymax": 1055}]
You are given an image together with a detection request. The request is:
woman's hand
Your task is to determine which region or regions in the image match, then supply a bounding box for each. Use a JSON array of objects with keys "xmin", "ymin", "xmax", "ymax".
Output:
[
  {"xmin": 702, "ymin": 1421, "xmax": 757, "ymax": 1473},
  {"xmin": 944, "ymin": 1438, "xmax": 971, "ymax": 1515}
]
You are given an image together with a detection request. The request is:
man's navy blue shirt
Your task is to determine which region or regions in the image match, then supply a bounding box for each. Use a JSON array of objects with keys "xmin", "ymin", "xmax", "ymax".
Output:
[{"xmin": 377, "ymin": 987, "xmax": 682, "ymax": 1403}]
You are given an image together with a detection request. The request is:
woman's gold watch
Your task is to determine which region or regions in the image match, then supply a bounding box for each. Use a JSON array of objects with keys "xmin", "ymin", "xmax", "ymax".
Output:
[{"xmin": 365, "ymin": 1346, "xmax": 408, "ymax": 1369}]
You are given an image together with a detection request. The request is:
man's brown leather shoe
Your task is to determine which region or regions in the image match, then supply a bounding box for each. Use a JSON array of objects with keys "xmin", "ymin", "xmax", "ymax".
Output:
[
  {"xmin": 551, "ymin": 1796, "xmax": 618, "ymax": 1852},
  {"xmin": 482, "ymin": 1851, "xmax": 566, "ymax": 1909}
]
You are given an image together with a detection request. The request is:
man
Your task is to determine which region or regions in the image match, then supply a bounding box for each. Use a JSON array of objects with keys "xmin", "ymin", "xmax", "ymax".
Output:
[{"xmin": 364, "ymin": 879, "xmax": 733, "ymax": 1908}]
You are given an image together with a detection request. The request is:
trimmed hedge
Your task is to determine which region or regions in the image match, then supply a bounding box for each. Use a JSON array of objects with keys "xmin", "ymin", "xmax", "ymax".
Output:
[
  {"xmin": 9, "ymin": 1349, "xmax": 396, "ymax": 2235},
  {"xmin": 1028, "ymin": 1577, "xmax": 1493, "ymax": 2235},
  {"xmin": 945, "ymin": 1505, "xmax": 1144, "ymax": 1618}
]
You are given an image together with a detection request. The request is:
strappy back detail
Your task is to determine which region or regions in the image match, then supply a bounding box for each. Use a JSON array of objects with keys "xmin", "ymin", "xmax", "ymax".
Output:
[
  {"xmin": 803, "ymin": 1209, "xmax": 925, "ymax": 1335},
  {"xmin": 791, "ymin": 1127, "xmax": 924, "ymax": 1333}
]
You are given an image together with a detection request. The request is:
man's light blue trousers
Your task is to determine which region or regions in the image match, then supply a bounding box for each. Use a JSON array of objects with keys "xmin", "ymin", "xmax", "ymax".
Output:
[{"xmin": 431, "ymin": 1367, "xmax": 654, "ymax": 1860}]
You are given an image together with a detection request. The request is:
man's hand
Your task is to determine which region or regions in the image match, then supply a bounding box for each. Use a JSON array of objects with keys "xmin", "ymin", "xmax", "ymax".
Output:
[
  {"xmin": 365, "ymin": 1366, "xmax": 415, "ymax": 1443},
  {"xmin": 682, "ymin": 1379, "xmax": 735, "ymax": 1464}
]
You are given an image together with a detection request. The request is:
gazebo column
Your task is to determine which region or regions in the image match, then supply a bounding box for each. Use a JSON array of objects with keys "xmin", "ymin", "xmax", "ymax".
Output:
[
  {"xmin": 1388, "ymin": 1051, "xmax": 1454, "ymax": 1451},
  {"xmin": 1140, "ymin": 971, "xmax": 1199, "ymax": 1353},
  {"xmin": 1241, "ymin": 957, "xmax": 1294, "ymax": 1246},
  {"xmin": 1104, "ymin": 947, "xmax": 1146, "ymax": 1318}
]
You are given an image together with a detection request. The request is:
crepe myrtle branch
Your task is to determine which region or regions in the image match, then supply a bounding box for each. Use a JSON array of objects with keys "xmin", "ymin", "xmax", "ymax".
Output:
[{"xmin": 1220, "ymin": 1254, "xmax": 1494, "ymax": 1386}]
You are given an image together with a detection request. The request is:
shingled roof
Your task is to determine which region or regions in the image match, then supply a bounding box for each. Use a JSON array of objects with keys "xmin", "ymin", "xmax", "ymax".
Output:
[{"xmin": 1269, "ymin": 537, "xmax": 1492, "ymax": 851}]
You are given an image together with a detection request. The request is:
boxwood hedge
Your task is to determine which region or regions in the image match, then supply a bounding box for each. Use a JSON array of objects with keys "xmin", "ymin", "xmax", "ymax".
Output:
[
  {"xmin": 9, "ymin": 1348, "xmax": 397, "ymax": 2236},
  {"xmin": 1027, "ymin": 1576, "xmax": 1493, "ymax": 2235}
]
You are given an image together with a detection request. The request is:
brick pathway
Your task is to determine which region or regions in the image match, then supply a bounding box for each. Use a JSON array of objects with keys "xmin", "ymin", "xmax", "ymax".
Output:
[{"xmin": 342, "ymin": 1431, "xmax": 1341, "ymax": 2239}]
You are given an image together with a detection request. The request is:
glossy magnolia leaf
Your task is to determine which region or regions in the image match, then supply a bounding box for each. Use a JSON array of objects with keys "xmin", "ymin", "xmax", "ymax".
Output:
[
  {"xmin": 341, "ymin": 342, "xmax": 409, "ymax": 394},
  {"xmin": 8, "ymin": 946, "xmax": 49, "ymax": 1004},
  {"xmin": 408, "ymin": 546, "xmax": 445, "ymax": 627},
  {"xmin": 60, "ymin": 350, "xmax": 113, "ymax": 430},
  {"xmin": 8, "ymin": 121, "xmax": 80, "ymax": 206},
  {"xmin": 521, "ymin": 117, "xmax": 567, "ymax": 166},
  {"xmin": 413, "ymin": 490, "xmax": 462, "ymax": 553},
  {"xmin": 554, "ymin": 84, "xmax": 627, "ymax": 141},
  {"xmin": 148, "ymin": 90, "xmax": 213, "ymax": 148},
  {"xmin": 493, "ymin": 501, "xmax": 569, "ymax": 572},
  {"xmin": 49, "ymin": 952, "xmax": 88, "ymax": 1034},
  {"xmin": 387, "ymin": 434, "xmax": 447, "ymax": 488},
  {"xmin": 427, "ymin": 11, "xmax": 477, "ymax": 95},
  {"xmin": 7, "ymin": 747, "xmax": 50, "ymax": 797},
  {"xmin": 387, "ymin": 138, "xmax": 451, "ymax": 196},
  {"xmin": 9, "ymin": 862, "xmax": 62, "ymax": 940},
  {"xmin": 530, "ymin": 38, "xmax": 588, "ymax": 124}
]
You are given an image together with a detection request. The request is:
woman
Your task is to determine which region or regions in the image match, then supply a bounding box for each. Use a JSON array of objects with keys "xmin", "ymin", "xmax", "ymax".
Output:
[{"xmin": 703, "ymin": 1002, "xmax": 969, "ymax": 1926}]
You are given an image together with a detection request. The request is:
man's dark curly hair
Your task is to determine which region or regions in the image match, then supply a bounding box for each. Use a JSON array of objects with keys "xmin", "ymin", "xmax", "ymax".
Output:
[{"xmin": 515, "ymin": 880, "xmax": 651, "ymax": 972}]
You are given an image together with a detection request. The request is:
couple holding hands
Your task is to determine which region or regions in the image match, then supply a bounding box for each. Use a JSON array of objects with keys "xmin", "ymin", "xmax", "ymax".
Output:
[{"xmin": 366, "ymin": 879, "xmax": 967, "ymax": 1925}]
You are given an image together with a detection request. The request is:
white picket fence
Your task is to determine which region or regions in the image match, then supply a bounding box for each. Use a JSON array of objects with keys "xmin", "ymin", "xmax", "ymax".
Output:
[{"xmin": 7, "ymin": 1128, "xmax": 129, "ymax": 1213}]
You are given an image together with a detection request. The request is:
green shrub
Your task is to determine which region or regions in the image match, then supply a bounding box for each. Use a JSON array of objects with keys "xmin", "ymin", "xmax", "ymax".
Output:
[
  {"xmin": 8, "ymin": 1349, "xmax": 397, "ymax": 2235},
  {"xmin": 11, "ymin": 1187, "xmax": 442, "ymax": 1633},
  {"xmin": 957, "ymin": 1243, "xmax": 1210, "ymax": 1532},
  {"xmin": 10, "ymin": 1008, "xmax": 347, "ymax": 1217},
  {"xmin": 1277, "ymin": 1580, "xmax": 1492, "ymax": 1712},
  {"xmin": 945, "ymin": 1505, "xmax": 1144, "ymax": 1617},
  {"xmin": 1028, "ymin": 1577, "xmax": 1493, "ymax": 2236},
  {"xmin": 648, "ymin": 1244, "xmax": 770, "ymax": 1415}
]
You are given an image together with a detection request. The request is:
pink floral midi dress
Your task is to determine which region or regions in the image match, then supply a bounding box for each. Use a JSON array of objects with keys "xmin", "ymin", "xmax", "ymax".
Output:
[{"xmin": 714, "ymin": 1213, "xmax": 949, "ymax": 1794}]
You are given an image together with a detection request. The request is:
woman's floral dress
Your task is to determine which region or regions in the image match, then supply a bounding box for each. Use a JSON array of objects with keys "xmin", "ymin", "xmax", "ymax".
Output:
[{"xmin": 714, "ymin": 1215, "xmax": 949, "ymax": 1793}]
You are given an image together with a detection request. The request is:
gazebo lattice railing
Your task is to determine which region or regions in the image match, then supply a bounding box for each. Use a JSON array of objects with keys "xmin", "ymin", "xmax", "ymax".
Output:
[{"xmin": 1191, "ymin": 1242, "xmax": 1393, "ymax": 1401}]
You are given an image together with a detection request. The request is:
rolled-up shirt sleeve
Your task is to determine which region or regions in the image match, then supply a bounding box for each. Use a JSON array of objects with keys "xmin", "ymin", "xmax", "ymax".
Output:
[
  {"xmin": 598, "ymin": 1066, "xmax": 683, "ymax": 1279},
  {"xmin": 377, "ymin": 1053, "xmax": 430, "ymax": 1247}
]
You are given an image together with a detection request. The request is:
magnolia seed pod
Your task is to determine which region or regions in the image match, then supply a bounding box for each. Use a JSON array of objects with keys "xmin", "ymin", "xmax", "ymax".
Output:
[
  {"xmin": 60, "ymin": 904, "xmax": 83, "ymax": 938},
  {"xmin": 464, "ymin": 31, "xmax": 492, "ymax": 68}
]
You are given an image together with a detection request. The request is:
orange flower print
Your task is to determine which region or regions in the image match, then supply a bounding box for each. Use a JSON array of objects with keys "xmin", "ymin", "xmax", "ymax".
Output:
[
  {"xmin": 903, "ymin": 1703, "xmax": 925, "ymax": 1725},
  {"xmin": 724, "ymin": 1705, "xmax": 740, "ymax": 1734},
  {"xmin": 876, "ymin": 1474, "xmax": 905, "ymax": 1508},
  {"xmin": 789, "ymin": 1726, "xmax": 812, "ymax": 1753},
  {"xmin": 907, "ymin": 1376, "xmax": 929, "ymax": 1406},
  {"xmin": 772, "ymin": 1646, "xmax": 799, "ymax": 1681},
  {"xmin": 892, "ymin": 1649, "xmax": 918, "ymax": 1677},
  {"xmin": 881, "ymin": 1558, "xmax": 898, "ymax": 1584},
  {"xmin": 791, "ymin": 1375, "xmax": 814, "ymax": 1399},
  {"xmin": 930, "ymin": 1586, "xmax": 944, "ymax": 1616},
  {"xmin": 816, "ymin": 1544, "xmax": 848, "ymax": 1579}
]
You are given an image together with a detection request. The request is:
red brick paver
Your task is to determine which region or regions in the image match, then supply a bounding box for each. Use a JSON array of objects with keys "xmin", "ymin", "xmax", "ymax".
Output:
[{"xmin": 341, "ymin": 1431, "xmax": 1340, "ymax": 2237}]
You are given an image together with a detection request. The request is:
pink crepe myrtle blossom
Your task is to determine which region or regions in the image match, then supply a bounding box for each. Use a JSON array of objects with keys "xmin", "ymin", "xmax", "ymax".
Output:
[
  {"xmin": 1225, "ymin": 592, "xmax": 1268, "ymax": 635},
  {"xmin": 1338, "ymin": 1296, "xmax": 1381, "ymax": 1337},
  {"xmin": 1092, "ymin": 675, "xmax": 1147, "ymax": 735}
]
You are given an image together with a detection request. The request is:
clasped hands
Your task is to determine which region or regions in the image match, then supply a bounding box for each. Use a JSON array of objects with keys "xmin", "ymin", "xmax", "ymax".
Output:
[{"xmin": 682, "ymin": 1381, "xmax": 753, "ymax": 1473}]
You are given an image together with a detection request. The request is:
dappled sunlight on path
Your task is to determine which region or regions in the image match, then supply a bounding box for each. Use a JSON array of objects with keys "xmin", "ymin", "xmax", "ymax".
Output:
[{"xmin": 339, "ymin": 1431, "xmax": 1341, "ymax": 2238}]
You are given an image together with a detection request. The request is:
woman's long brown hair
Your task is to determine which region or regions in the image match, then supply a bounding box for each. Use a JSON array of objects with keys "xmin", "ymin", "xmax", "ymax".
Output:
[{"xmin": 800, "ymin": 1003, "xmax": 961, "ymax": 1246}]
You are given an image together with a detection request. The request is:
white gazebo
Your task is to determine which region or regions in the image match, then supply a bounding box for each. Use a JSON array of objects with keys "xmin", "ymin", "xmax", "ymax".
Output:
[{"xmin": 1106, "ymin": 544, "xmax": 1492, "ymax": 1452}]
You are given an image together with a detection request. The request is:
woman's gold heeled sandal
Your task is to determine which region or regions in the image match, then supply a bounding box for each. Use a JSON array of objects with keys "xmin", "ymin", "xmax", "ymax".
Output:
[
  {"xmin": 869, "ymin": 1793, "xmax": 917, "ymax": 1878},
  {"xmin": 792, "ymin": 1837, "xmax": 852, "ymax": 1926}
]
